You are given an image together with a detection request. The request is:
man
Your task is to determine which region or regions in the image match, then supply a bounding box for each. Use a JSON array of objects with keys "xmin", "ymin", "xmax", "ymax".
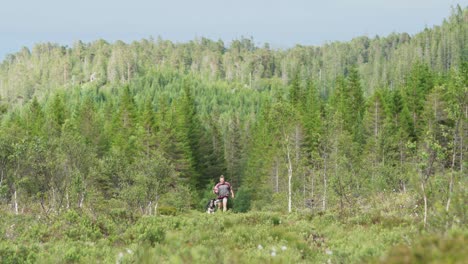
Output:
[{"xmin": 213, "ymin": 175, "xmax": 235, "ymax": 212}]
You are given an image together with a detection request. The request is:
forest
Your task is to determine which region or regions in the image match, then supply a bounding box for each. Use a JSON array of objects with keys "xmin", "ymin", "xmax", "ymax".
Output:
[{"xmin": 0, "ymin": 5, "xmax": 466, "ymax": 263}]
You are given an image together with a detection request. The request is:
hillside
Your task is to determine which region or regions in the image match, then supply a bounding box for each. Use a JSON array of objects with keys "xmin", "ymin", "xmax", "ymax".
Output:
[{"xmin": 0, "ymin": 6, "xmax": 466, "ymax": 103}]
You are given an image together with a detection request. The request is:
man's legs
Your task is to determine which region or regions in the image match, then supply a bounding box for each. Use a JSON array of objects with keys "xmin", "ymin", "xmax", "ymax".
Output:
[{"xmin": 222, "ymin": 197, "xmax": 228, "ymax": 212}]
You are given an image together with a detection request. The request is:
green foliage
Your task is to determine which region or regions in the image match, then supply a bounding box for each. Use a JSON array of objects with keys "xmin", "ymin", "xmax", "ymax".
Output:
[
  {"xmin": 158, "ymin": 206, "xmax": 177, "ymax": 216},
  {"xmin": 378, "ymin": 230, "xmax": 467, "ymax": 264},
  {"xmin": 135, "ymin": 221, "xmax": 167, "ymax": 246},
  {"xmin": 58, "ymin": 210, "xmax": 103, "ymax": 241},
  {"xmin": 232, "ymin": 187, "xmax": 253, "ymax": 213},
  {"xmin": 0, "ymin": 205, "xmax": 466, "ymax": 263},
  {"xmin": 0, "ymin": 243, "xmax": 38, "ymax": 264}
]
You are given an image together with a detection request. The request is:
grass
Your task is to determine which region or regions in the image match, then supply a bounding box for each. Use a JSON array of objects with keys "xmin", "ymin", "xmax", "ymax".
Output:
[
  {"xmin": 4, "ymin": 207, "xmax": 463, "ymax": 264},
  {"xmin": 1, "ymin": 189, "xmax": 467, "ymax": 264}
]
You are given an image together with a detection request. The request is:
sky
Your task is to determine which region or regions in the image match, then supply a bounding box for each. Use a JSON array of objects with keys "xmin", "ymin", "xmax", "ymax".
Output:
[{"xmin": 0, "ymin": 0, "xmax": 466, "ymax": 60}]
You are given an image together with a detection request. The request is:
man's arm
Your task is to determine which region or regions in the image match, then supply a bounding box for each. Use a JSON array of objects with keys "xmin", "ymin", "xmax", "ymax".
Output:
[
  {"xmin": 231, "ymin": 187, "xmax": 235, "ymax": 198},
  {"xmin": 213, "ymin": 183, "xmax": 219, "ymax": 194}
]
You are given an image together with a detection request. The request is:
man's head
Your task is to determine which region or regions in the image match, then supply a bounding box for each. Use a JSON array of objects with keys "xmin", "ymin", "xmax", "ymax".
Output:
[{"xmin": 219, "ymin": 175, "xmax": 225, "ymax": 184}]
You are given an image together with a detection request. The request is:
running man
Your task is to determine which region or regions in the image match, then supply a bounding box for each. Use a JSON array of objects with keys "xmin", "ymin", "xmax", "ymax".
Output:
[{"xmin": 213, "ymin": 175, "xmax": 235, "ymax": 212}]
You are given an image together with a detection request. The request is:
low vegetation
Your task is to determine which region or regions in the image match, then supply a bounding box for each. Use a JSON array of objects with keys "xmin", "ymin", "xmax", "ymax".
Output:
[{"xmin": 1, "ymin": 191, "xmax": 466, "ymax": 263}]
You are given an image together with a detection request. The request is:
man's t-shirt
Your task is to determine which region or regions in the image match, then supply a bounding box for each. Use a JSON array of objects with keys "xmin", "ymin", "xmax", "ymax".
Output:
[{"xmin": 214, "ymin": 182, "xmax": 231, "ymax": 198}]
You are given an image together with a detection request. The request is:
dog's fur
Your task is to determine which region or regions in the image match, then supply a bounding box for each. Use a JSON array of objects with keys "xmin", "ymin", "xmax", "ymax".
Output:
[{"xmin": 206, "ymin": 199, "xmax": 219, "ymax": 214}]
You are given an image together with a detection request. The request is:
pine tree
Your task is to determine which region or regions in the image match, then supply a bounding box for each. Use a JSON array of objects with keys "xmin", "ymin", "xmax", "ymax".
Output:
[
  {"xmin": 179, "ymin": 81, "xmax": 204, "ymax": 188},
  {"xmin": 362, "ymin": 89, "xmax": 387, "ymax": 188},
  {"xmin": 46, "ymin": 93, "xmax": 67, "ymax": 136},
  {"xmin": 403, "ymin": 62, "xmax": 434, "ymax": 139},
  {"xmin": 112, "ymin": 85, "xmax": 139, "ymax": 160},
  {"xmin": 25, "ymin": 96, "xmax": 45, "ymax": 137},
  {"xmin": 346, "ymin": 67, "xmax": 365, "ymax": 144},
  {"xmin": 302, "ymin": 79, "xmax": 323, "ymax": 155}
]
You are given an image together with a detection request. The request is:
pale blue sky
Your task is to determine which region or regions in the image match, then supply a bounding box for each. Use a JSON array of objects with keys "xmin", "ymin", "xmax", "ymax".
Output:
[{"xmin": 0, "ymin": 0, "xmax": 466, "ymax": 60}]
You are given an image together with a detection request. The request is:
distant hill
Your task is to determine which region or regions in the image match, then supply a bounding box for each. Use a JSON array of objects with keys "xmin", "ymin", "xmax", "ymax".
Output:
[{"xmin": 0, "ymin": 6, "xmax": 466, "ymax": 103}]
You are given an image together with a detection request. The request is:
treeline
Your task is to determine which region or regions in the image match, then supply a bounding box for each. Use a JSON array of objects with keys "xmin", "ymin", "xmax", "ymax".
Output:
[
  {"xmin": 0, "ymin": 7, "xmax": 466, "ymax": 230},
  {"xmin": 0, "ymin": 6, "xmax": 466, "ymax": 102}
]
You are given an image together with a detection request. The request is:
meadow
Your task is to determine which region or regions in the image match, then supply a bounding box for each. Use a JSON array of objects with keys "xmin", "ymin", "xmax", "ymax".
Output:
[{"xmin": 1, "ymin": 192, "xmax": 466, "ymax": 264}]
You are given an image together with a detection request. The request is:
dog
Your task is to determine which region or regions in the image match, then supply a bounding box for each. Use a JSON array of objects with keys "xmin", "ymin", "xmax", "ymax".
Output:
[{"xmin": 206, "ymin": 199, "xmax": 220, "ymax": 214}]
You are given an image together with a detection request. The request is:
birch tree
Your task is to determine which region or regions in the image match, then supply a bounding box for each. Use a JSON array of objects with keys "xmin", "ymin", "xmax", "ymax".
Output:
[{"xmin": 269, "ymin": 102, "xmax": 300, "ymax": 213}]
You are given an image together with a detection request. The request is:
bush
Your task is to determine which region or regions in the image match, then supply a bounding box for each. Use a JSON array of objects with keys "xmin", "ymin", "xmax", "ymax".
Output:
[
  {"xmin": 48, "ymin": 209, "xmax": 103, "ymax": 242},
  {"xmin": 158, "ymin": 206, "xmax": 177, "ymax": 216},
  {"xmin": 64, "ymin": 245, "xmax": 82, "ymax": 263},
  {"xmin": 271, "ymin": 215, "xmax": 281, "ymax": 226},
  {"xmin": 158, "ymin": 184, "xmax": 195, "ymax": 212},
  {"xmin": 198, "ymin": 183, "xmax": 217, "ymax": 211},
  {"xmin": 0, "ymin": 243, "xmax": 38, "ymax": 264},
  {"xmin": 378, "ymin": 231, "xmax": 468, "ymax": 263},
  {"xmin": 232, "ymin": 187, "xmax": 253, "ymax": 213},
  {"xmin": 105, "ymin": 199, "xmax": 137, "ymax": 225},
  {"xmin": 141, "ymin": 227, "xmax": 166, "ymax": 246},
  {"xmin": 131, "ymin": 218, "xmax": 167, "ymax": 246}
]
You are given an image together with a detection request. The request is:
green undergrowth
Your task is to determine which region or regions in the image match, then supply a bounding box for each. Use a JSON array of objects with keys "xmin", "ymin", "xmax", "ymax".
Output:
[
  {"xmin": 0, "ymin": 209, "xmax": 466, "ymax": 263},
  {"xmin": 375, "ymin": 229, "xmax": 467, "ymax": 264}
]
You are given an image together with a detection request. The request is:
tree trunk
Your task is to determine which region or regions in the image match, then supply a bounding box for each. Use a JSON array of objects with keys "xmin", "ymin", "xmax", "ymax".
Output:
[
  {"xmin": 287, "ymin": 139, "xmax": 293, "ymax": 213},
  {"xmin": 422, "ymin": 180, "xmax": 428, "ymax": 228},
  {"xmin": 295, "ymin": 125, "xmax": 301, "ymax": 163},
  {"xmin": 14, "ymin": 189, "xmax": 18, "ymax": 215},
  {"xmin": 311, "ymin": 169, "xmax": 315, "ymax": 199},
  {"xmin": 446, "ymin": 166, "xmax": 454, "ymax": 213},
  {"xmin": 302, "ymin": 172, "xmax": 306, "ymax": 204},
  {"xmin": 374, "ymin": 99, "xmax": 379, "ymax": 137},
  {"xmin": 372, "ymin": 99, "xmax": 380, "ymax": 186},
  {"xmin": 79, "ymin": 193, "xmax": 84, "ymax": 208},
  {"xmin": 460, "ymin": 108, "xmax": 465, "ymax": 172},
  {"xmin": 399, "ymin": 139, "xmax": 406, "ymax": 193},
  {"xmin": 66, "ymin": 192, "xmax": 70, "ymax": 210},
  {"xmin": 275, "ymin": 157, "xmax": 279, "ymax": 193},
  {"xmin": 52, "ymin": 188, "xmax": 56, "ymax": 213},
  {"xmin": 148, "ymin": 201, "xmax": 153, "ymax": 215},
  {"xmin": 322, "ymin": 154, "xmax": 327, "ymax": 211},
  {"xmin": 335, "ymin": 140, "xmax": 343, "ymax": 214},
  {"xmin": 446, "ymin": 122, "xmax": 458, "ymax": 212}
]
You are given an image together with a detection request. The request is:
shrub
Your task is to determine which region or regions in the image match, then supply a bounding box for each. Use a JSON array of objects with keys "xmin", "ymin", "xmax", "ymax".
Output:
[
  {"xmin": 378, "ymin": 231, "xmax": 468, "ymax": 263},
  {"xmin": 271, "ymin": 215, "xmax": 281, "ymax": 226},
  {"xmin": 0, "ymin": 243, "xmax": 38, "ymax": 264},
  {"xmin": 52, "ymin": 209, "xmax": 103, "ymax": 242},
  {"xmin": 158, "ymin": 184, "xmax": 194, "ymax": 212},
  {"xmin": 133, "ymin": 219, "xmax": 167, "ymax": 246},
  {"xmin": 140, "ymin": 227, "xmax": 166, "ymax": 246},
  {"xmin": 198, "ymin": 183, "xmax": 218, "ymax": 211},
  {"xmin": 158, "ymin": 206, "xmax": 177, "ymax": 216},
  {"xmin": 64, "ymin": 246, "xmax": 82, "ymax": 263},
  {"xmin": 232, "ymin": 187, "xmax": 253, "ymax": 213}
]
